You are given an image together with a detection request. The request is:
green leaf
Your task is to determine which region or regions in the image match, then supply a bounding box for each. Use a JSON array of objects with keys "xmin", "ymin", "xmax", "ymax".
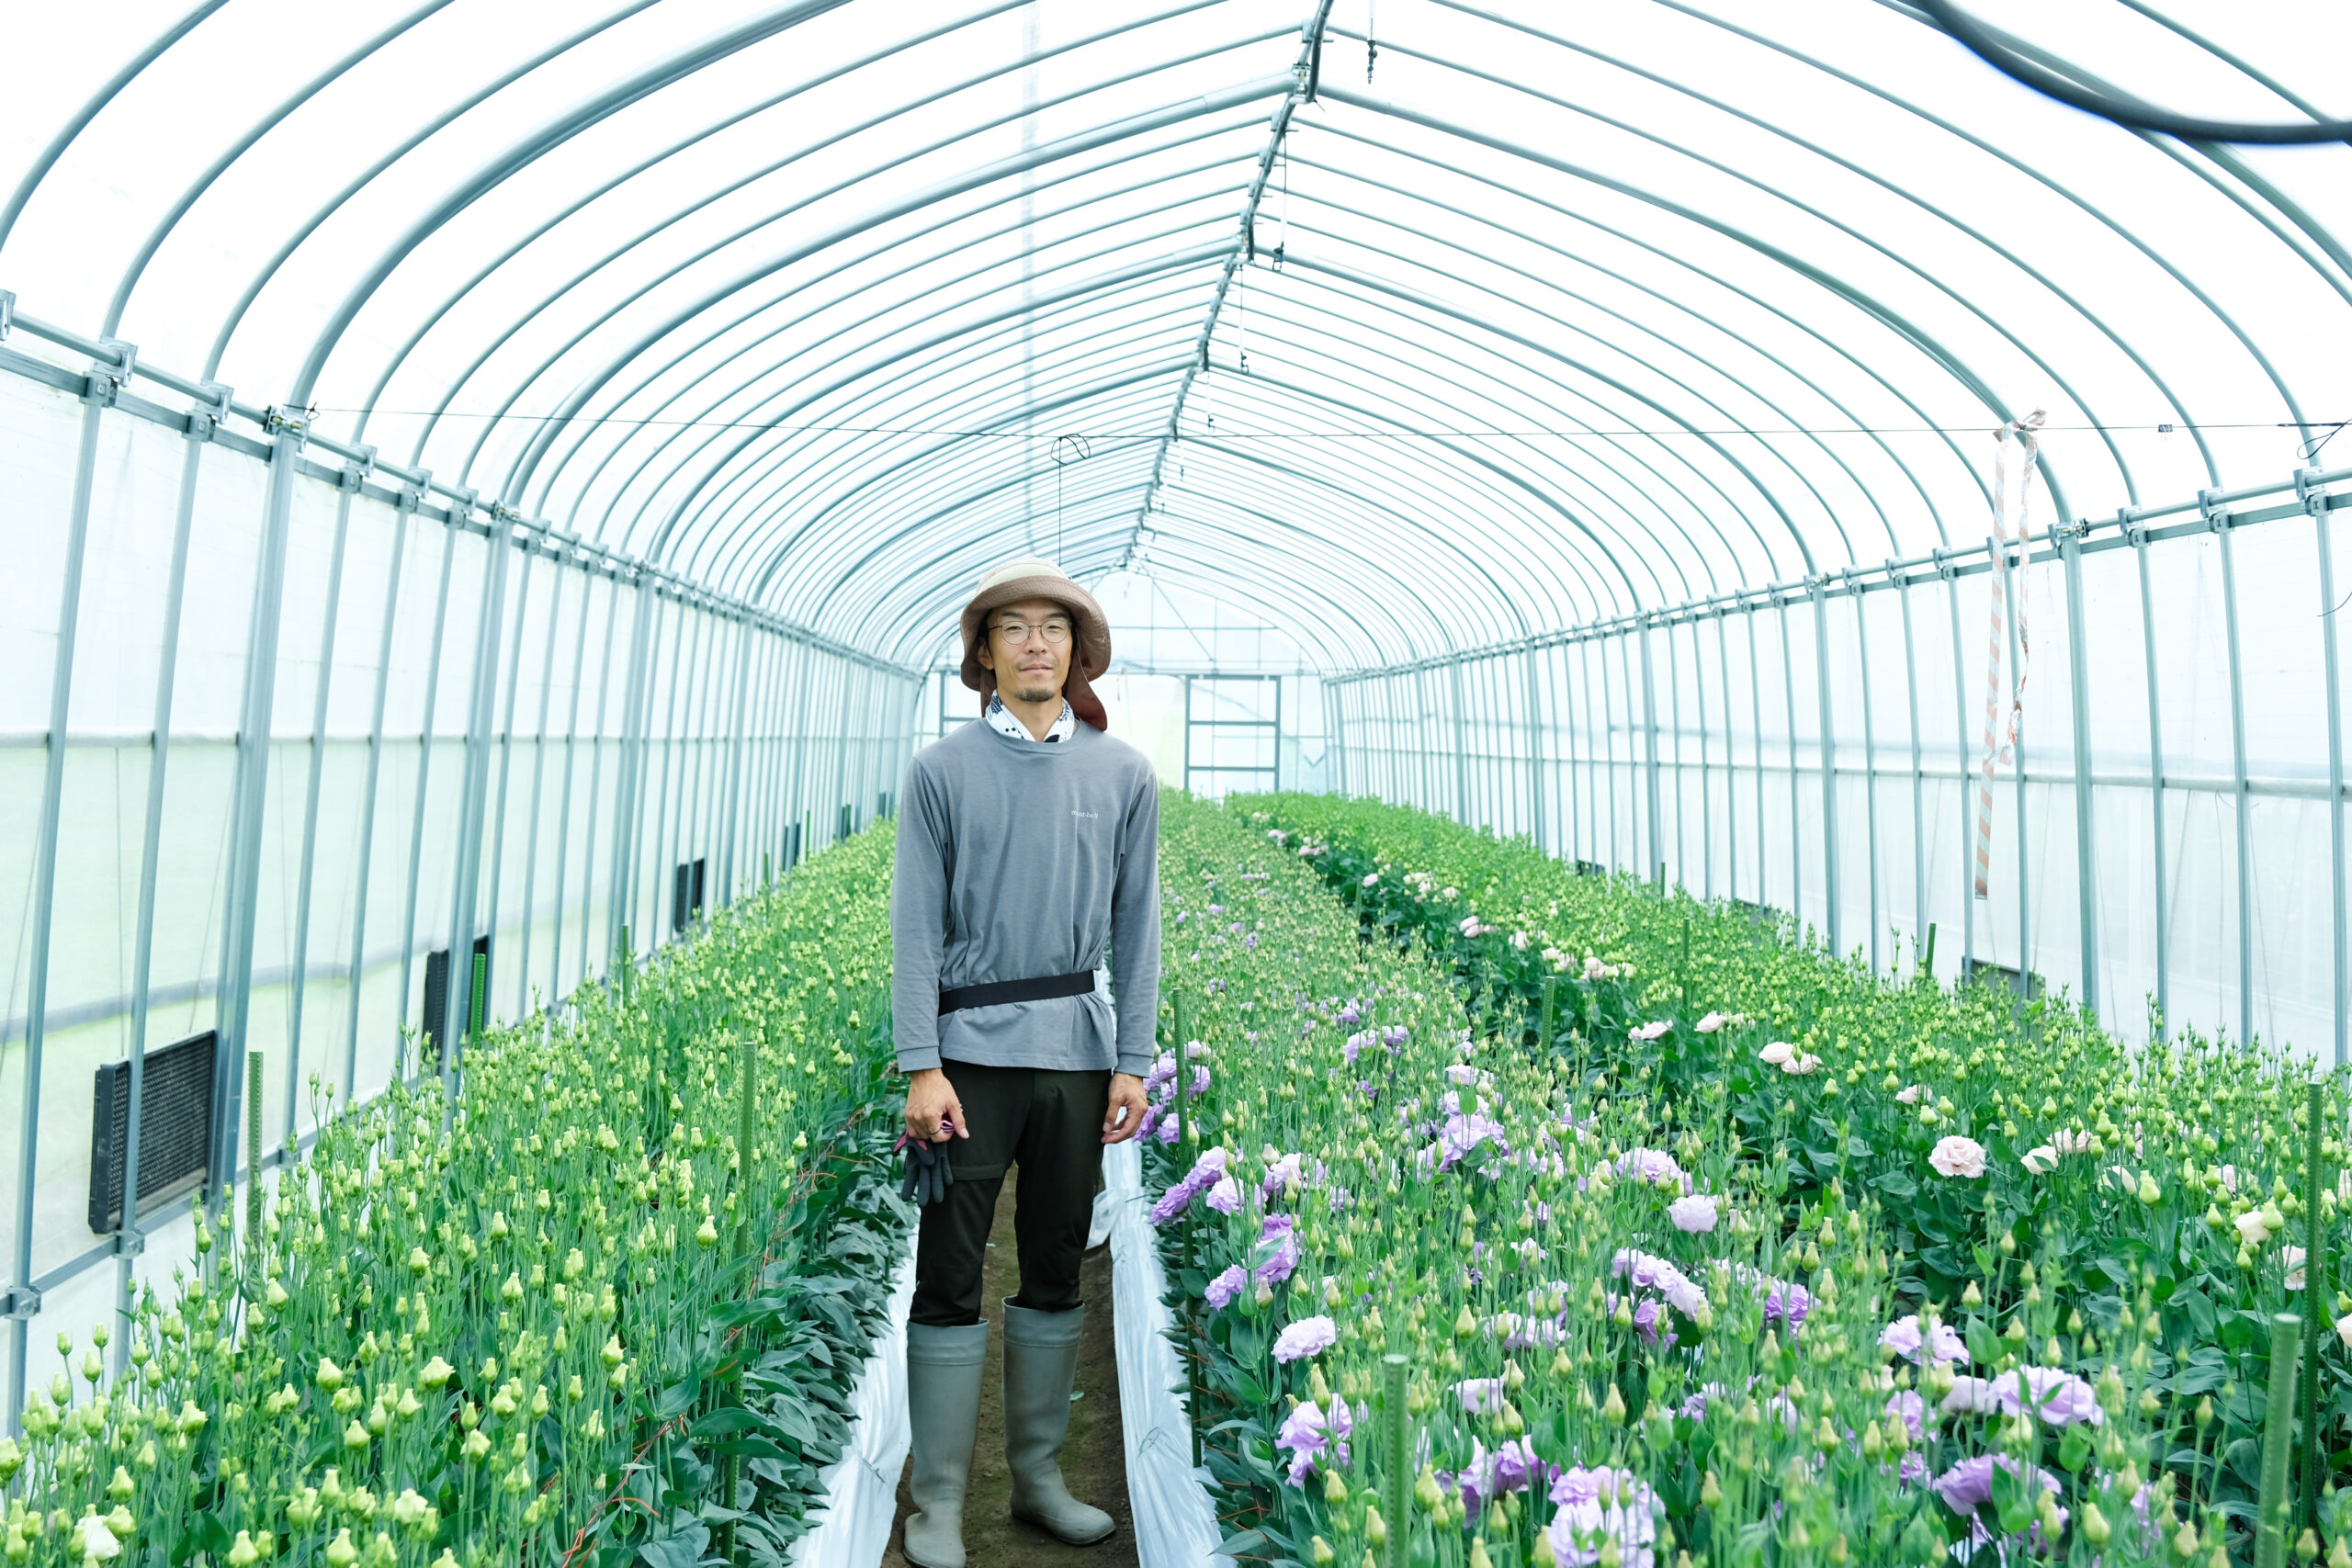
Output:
[{"xmin": 1216, "ymin": 1529, "xmax": 1271, "ymax": 1557}]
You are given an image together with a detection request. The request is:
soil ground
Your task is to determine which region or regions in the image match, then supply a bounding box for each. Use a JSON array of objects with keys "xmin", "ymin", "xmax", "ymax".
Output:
[{"xmin": 882, "ymin": 1168, "xmax": 1137, "ymax": 1568}]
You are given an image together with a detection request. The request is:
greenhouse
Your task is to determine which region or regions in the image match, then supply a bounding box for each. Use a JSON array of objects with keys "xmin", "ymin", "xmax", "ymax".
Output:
[{"xmin": 4, "ymin": 1, "xmax": 2352, "ymax": 1564}]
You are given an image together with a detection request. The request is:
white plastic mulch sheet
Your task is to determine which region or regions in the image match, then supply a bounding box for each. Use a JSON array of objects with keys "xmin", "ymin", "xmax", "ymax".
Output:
[
  {"xmin": 786, "ymin": 1247, "xmax": 919, "ymax": 1567},
  {"xmin": 1105, "ymin": 1138, "xmax": 1237, "ymax": 1568}
]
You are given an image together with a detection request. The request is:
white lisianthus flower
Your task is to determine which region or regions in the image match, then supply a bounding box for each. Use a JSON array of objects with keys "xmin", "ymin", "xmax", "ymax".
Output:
[
  {"xmin": 1894, "ymin": 1084, "xmax": 1925, "ymax": 1104},
  {"xmin": 1758, "ymin": 1042, "xmax": 1794, "ymax": 1067},
  {"xmin": 1695, "ymin": 1011, "xmax": 1726, "ymax": 1033},
  {"xmin": 2233, "ymin": 1210, "xmax": 2274, "ymax": 1247},
  {"xmin": 1928, "ymin": 1136, "xmax": 1987, "ymax": 1179},
  {"xmin": 2021, "ymin": 1146, "xmax": 2057, "ymax": 1176}
]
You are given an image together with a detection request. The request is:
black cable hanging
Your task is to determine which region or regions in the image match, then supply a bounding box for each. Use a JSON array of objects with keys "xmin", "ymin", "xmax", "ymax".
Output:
[{"xmin": 1917, "ymin": 0, "xmax": 2352, "ymax": 143}]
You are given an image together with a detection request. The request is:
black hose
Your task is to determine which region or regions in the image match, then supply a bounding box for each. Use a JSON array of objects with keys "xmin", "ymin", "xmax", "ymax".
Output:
[{"xmin": 1917, "ymin": 0, "xmax": 2352, "ymax": 145}]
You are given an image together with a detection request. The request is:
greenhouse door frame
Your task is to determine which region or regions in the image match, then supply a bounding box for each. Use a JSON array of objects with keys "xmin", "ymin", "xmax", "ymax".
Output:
[{"xmin": 1182, "ymin": 673, "xmax": 1282, "ymax": 797}]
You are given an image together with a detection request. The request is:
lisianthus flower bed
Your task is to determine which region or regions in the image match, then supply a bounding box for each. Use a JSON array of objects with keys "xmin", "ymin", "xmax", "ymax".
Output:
[
  {"xmin": 1235, "ymin": 791, "xmax": 2352, "ymax": 1566},
  {"xmin": 1147, "ymin": 796, "xmax": 2203, "ymax": 1568},
  {"xmin": 2, "ymin": 829, "xmax": 910, "ymax": 1567}
]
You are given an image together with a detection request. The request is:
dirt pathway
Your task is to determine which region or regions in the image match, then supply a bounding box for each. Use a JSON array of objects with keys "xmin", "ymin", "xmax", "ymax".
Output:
[{"xmin": 881, "ymin": 1168, "xmax": 1137, "ymax": 1568}]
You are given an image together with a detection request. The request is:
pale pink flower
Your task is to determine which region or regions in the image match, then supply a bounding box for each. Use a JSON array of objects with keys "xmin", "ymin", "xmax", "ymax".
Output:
[
  {"xmin": 1694, "ymin": 1011, "xmax": 1727, "ymax": 1033},
  {"xmin": 1362, "ymin": 873, "xmax": 1380, "ymax": 887},
  {"xmin": 1630, "ymin": 1021, "xmax": 1670, "ymax": 1041},
  {"xmin": 2287, "ymin": 1246, "xmax": 2309, "ymax": 1291},
  {"xmin": 1928, "ymin": 1136, "xmax": 1986, "ymax": 1179},
  {"xmin": 1894, "ymin": 1084, "xmax": 1925, "ymax": 1105},
  {"xmin": 2020, "ymin": 1145, "xmax": 2057, "ymax": 1176},
  {"xmin": 1272, "ymin": 1315, "xmax": 1339, "ymax": 1363},
  {"xmin": 2234, "ymin": 1210, "xmax": 2275, "ymax": 1247},
  {"xmin": 1781, "ymin": 1051, "xmax": 1822, "ymax": 1076},
  {"xmin": 1758, "ymin": 1042, "xmax": 1794, "ymax": 1067},
  {"xmin": 1667, "ymin": 1194, "xmax": 1719, "ymax": 1233}
]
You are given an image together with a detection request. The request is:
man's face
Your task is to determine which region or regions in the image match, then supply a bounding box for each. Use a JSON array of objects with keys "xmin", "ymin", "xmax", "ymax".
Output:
[{"xmin": 977, "ymin": 596, "xmax": 1074, "ymax": 704}]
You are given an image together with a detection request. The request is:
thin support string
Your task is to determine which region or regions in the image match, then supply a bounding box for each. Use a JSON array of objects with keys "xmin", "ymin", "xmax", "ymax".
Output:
[{"xmin": 1973, "ymin": 406, "xmax": 2046, "ymax": 900}]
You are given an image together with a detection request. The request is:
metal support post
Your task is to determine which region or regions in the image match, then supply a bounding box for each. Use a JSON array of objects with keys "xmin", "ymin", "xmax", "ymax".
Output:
[
  {"xmin": 2057, "ymin": 522, "xmax": 2101, "ymax": 1019},
  {"xmin": 213, "ymin": 405, "xmax": 305, "ymax": 1201},
  {"xmin": 1810, "ymin": 581, "xmax": 1842, "ymax": 959},
  {"xmin": 2132, "ymin": 521, "xmax": 2170, "ymax": 1039},
  {"xmin": 440, "ymin": 506, "xmax": 518, "ymax": 1084},
  {"xmin": 1776, "ymin": 597, "xmax": 1804, "ymax": 928},
  {"xmin": 1849, "ymin": 575, "xmax": 1880, "ymax": 971},
  {"xmin": 1896, "ymin": 570, "xmax": 1928, "ymax": 978},
  {"xmin": 2306, "ymin": 471, "xmax": 2349, "ymax": 1066},
  {"xmin": 2211, "ymin": 493, "xmax": 2256, "ymax": 1046},
  {"xmin": 283, "ymin": 447, "xmax": 364, "ymax": 1147},
  {"xmin": 396, "ymin": 506, "xmax": 466, "ymax": 1038},
  {"xmin": 1522, "ymin": 645, "xmax": 1544, "ymax": 851},
  {"xmin": 513, "ymin": 561, "xmax": 571, "ymax": 1013},
  {"xmin": 343, "ymin": 478, "xmax": 416, "ymax": 1090},
  {"xmin": 8, "ymin": 337, "xmax": 133, "ymax": 1428},
  {"xmin": 112, "ymin": 378, "xmax": 221, "ymax": 1378},
  {"xmin": 1941, "ymin": 555, "xmax": 1976, "ymax": 980}
]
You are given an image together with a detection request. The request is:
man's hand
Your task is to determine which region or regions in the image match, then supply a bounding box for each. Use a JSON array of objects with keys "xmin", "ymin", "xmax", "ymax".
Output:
[
  {"xmin": 904, "ymin": 1068, "xmax": 967, "ymax": 1145},
  {"xmin": 1101, "ymin": 1072, "xmax": 1148, "ymax": 1145}
]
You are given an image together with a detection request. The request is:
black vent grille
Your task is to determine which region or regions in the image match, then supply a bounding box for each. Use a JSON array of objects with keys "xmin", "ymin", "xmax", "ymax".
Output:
[
  {"xmin": 87, "ymin": 1029, "xmax": 217, "ymax": 1234},
  {"xmin": 421, "ymin": 934, "xmax": 492, "ymax": 1063}
]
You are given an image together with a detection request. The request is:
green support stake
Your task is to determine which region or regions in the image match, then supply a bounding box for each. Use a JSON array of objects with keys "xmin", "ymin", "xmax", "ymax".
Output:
[
  {"xmin": 2258, "ymin": 1313, "xmax": 2301, "ymax": 1568},
  {"xmin": 734, "ymin": 1030, "xmax": 758, "ymax": 1260},
  {"xmin": 618, "ymin": 923, "xmax": 632, "ymax": 1006},
  {"xmin": 245, "ymin": 1050, "xmax": 265, "ymax": 1287},
  {"xmin": 1382, "ymin": 1352, "xmax": 1411, "ymax": 1568},
  {"xmin": 2304, "ymin": 1079, "xmax": 2326, "ymax": 1536},
  {"xmin": 763, "ymin": 851, "xmax": 772, "ymax": 889},
  {"xmin": 1172, "ymin": 990, "xmax": 1199, "ymax": 1470},
  {"xmin": 469, "ymin": 950, "xmax": 487, "ymax": 1038},
  {"xmin": 1922, "ymin": 921, "xmax": 1938, "ymax": 982},
  {"xmin": 1538, "ymin": 975, "xmax": 1557, "ymax": 1057}
]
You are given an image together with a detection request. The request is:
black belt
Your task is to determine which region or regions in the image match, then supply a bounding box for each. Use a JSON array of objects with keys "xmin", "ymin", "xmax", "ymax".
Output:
[{"xmin": 938, "ymin": 970, "xmax": 1096, "ymax": 1014}]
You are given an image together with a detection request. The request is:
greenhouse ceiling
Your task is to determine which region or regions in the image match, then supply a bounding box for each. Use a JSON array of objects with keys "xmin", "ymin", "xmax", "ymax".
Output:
[{"xmin": 5, "ymin": 0, "xmax": 2349, "ymax": 672}]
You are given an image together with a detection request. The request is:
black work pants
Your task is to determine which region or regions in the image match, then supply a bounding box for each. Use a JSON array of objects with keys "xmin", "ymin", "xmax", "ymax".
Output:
[{"xmin": 910, "ymin": 1061, "xmax": 1109, "ymax": 1328}]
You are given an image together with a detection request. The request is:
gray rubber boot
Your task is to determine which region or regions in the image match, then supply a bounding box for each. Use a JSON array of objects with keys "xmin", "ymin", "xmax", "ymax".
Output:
[
  {"xmin": 1001, "ymin": 1301, "xmax": 1115, "ymax": 1545},
  {"xmin": 903, "ymin": 1320, "xmax": 989, "ymax": 1568}
]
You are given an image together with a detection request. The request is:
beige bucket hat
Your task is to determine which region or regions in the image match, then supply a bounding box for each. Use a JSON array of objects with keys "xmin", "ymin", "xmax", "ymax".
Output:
[{"xmin": 958, "ymin": 557, "xmax": 1113, "ymax": 730}]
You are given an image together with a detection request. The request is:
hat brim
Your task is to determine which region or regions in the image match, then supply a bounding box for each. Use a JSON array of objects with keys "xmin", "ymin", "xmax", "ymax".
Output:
[{"xmin": 958, "ymin": 574, "xmax": 1111, "ymax": 694}]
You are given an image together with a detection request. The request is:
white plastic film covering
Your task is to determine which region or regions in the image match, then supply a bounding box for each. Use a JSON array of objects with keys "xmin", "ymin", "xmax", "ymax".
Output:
[
  {"xmin": 787, "ymin": 1245, "xmax": 919, "ymax": 1568},
  {"xmin": 1104, "ymin": 1137, "xmax": 1235, "ymax": 1568}
]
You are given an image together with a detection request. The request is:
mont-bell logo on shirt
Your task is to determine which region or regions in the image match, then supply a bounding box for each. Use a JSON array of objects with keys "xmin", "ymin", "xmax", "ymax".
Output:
[{"xmin": 1072, "ymin": 807, "xmax": 1099, "ymax": 819}]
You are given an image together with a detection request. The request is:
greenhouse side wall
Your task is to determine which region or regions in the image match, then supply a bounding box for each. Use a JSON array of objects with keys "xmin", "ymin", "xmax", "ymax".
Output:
[
  {"xmin": 1333, "ymin": 491, "xmax": 2352, "ymax": 1066},
  {"xmin": 0, "ymin": 345, "xmax": 920, "ymax": 1416}
]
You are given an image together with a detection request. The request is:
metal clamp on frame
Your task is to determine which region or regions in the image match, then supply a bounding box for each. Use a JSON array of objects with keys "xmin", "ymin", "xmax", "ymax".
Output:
[
  {"xmin": 445, "ymin": 484, "xmax": 479, "ymax": 524},
  {"xmin": 338, "ymin": 444, "xmax": 378, "ymax": 494},
  {"xmin": 264, "ymin": 402, "xmax": 310, "ymax": 437},
  {"xmin": 2297, "ymin": 467, "xmax": 2334, "ymax": 517},
  {"xmin": 1933, "ymin": 547, "xmax": 1957, "ymax": 583},
  {"xmin": 2118, "ymin": 507, "xmax": 2146, "ymax": 548},
  {"xmin": 85, "ymin": 338, "xmax": 137, "ymax": 409},
  {"xmin": 2199, "ymin": 487, "xmax": 2233, "ymax": 534},
  {"xmin": 0, "ymin": 289, "xmax": 14, "ymax": 343},
  {"xmin": 0, "ymin": 1284, "xmax": 40, "ymax": 1320},
  {"xmin": 397, "ymin": 468, "xmax": 433, "ymax": 513},
  {"xmin": 187, "ymin": 381, "xmax": 234, "ymax": 443}
]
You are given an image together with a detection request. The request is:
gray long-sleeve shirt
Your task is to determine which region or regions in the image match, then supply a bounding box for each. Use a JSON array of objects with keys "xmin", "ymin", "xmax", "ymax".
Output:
[{"xmin": 889, "ymin": 716, "xmax": 1160, "ymax": 1077}]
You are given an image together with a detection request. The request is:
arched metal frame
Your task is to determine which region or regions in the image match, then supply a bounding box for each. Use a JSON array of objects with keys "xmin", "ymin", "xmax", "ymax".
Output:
[{"xmin": 3, "ymin": 0, "xmax": 2350, "ymax": 1430}]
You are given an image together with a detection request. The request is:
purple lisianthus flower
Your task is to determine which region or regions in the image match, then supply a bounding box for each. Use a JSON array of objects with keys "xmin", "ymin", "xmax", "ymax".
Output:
[
  {"xmin": 1934, "ymin": 1454, "xmax": 2063, "ymax": 1524},
  {"xmin": 1988, "ymin": 1367, "xmax": 2103, "ymax": 1427},
  {"xmin": 1251, "ymin": 1214, "xmax": 1301, "ymax": 1285},
  {"xmin": 1880, "ymin": 1316, "xmax": 1968, "ymax": 1367},
  {"xmin": 1204, "ymin": 1265, "xmax": 1247, "ymax": 1311},
  {"xmin": 1667, "ymin": 1194, "xmax": 1719, "ymax": 1233},
  {"xmin": 1453, "ymin": 1378, "xmax": 1508, "ymax": 1416},
  {"xmin": 1940, "ymin": 1376, "xmax": 2002, "ymax": 1416},
  {"xmin": 1343, "ymin": 1031, "xmax": 1370, "ymax": 1065},
  {"xmin": 1261, "ymin": 1152, "xmax": 1306, "ymax": 1201},
  {"xmin": 1614, "ymin": 1148, "xmax": 1687, "ymax": 1190},
  {"xmin": 1445, "ymin": 1064, "xmax": 1484, "ymax": 1087},
  {"xmin": 1204, "ymin": 1176, "xmax": 1242, "ymax": 1214},
  {"xmin": 1546, "ymin": 1465, "xmax": 1658, "ymax": 1568},
  {"xmin": 1883, "ymin": 1390, "xmax": 1925, "ymax": 1444},
  {"xmin": 1272, "ymin": 1314, "xmax": 1338, "ymax": 1363},
  {"xmin": 1382, "ymin": 1025, "xmax": 1409, "ymax": 1047},
  {"xmin": 1338, "ymin": 1004, "xmax": 1362, "ymax": 1026},
  {"xmin": 1611, "ymin": 1249, "xmax": 1707, "ymax": 1319}
]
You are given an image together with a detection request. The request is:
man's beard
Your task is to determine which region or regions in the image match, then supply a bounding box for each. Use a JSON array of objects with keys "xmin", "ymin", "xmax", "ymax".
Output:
[{"xmin": 1010, "ymin": 676, "xmax": 1060, "ymax": 704}]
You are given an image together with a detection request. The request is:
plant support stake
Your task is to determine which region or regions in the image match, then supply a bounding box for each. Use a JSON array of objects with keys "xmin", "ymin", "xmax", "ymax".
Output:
[
  {"xmin": 2257, "ymin": 1312, "xmax": 2301, "ymax": 1568},
  {"xmin": 1382, "ymin": 1352, "xmax": 1410, "ymax": 1568},
  {"xmin": 245, "ymin": 1050, "xmax": 264, "ymax": 1287},
  {"xmin": 2304, "ymin": 1079, "xmax": 2325, "ymax": 1535}
]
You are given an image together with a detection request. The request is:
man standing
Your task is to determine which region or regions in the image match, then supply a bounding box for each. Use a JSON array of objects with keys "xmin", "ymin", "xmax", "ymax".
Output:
[{"xmin": 890, "ymin": 558, "xmax": 1158, "ymax": 1568}]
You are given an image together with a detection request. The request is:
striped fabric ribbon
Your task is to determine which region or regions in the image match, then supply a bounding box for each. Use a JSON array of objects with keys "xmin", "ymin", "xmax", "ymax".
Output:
[{"xmin": 1973, "ymin": 408, "xmax": 2046, "ymax": 900}]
